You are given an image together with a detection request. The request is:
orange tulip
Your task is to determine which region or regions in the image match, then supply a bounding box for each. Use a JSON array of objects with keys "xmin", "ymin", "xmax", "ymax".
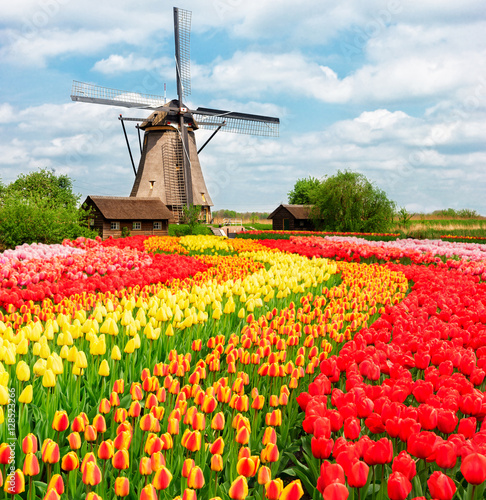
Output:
[
  {"xmin": 22, "ymin": 434, "xmax": 38, "ymax": 454},
  {"xmin": 110, "ymin": 391, "xmax": 121, "ymax": 407},
  {"xmin": 167, "ymin": 417, "xmax": 180, "ymax": 435},
  {"xmin": 139, "ymin": 457, "xmax": 152, "ymax": 476},
  {"xmin": 43, "ymin": 488, "xmax": 61, "ymax": 500},
  {"xmin": 67, "ymin": 431, "xmax": 82, "ymax": 450},
  {"xmin": 113, "ymin": 430, "xmax": 132, "ymax": 450},
  {"xmin": 128, "ymin": 401, "xmax": 142, "ymax": 418},
  {"xmin": 209, "ymin": 437, "xmax": 225, "ymax": 455},
  {"xmin": 41, "ymin": 439, "xmax": 60, "ymax": 464},
  {"xmin": 280, "ymin": 479, "xmax": 304, "ymax": 500},
  {"xmin": 52, "ymin": 410, "xmax": 69, "ymax": 432},
  {"xmin": 61, "ymin": 451, "xmax": 80, "ymax": 472},
  {"xmin": 181, "ymin": 430, "xmax": 201, "ymax": 452},
  {"xmin": 187, "ymin": 466, "xmax": 205, "ymax": 489},
  {"xmin": 80, "ymin": 452, "xmax": 96, "ymax": 474},
  {"xmin": 84, "ymin": 425, "xmax": 97, "ymax": 442},
  {"xmin": 112, "ymin": 449, "xmax": 129, "ymax": 470},
  {"xmin": 113, "ymin": 379, "xmax": 125, "ymax": 393},
  {"xmin": 4, "ymin": 469, "xmax": 25, "ymax": 495},
  {"xmin": 114, "ymin": 476, "xmax": 130, "ymax": 497},
  {"xmin": 48, "ymin": 474, "xmax": 64, "ymax": 495},
  {"xmin": 211, "ymin": 412, "xmax": 225, "ymax": 430},
  {"xmin": 23, "ymin": 453, "xmax": 40, "ymax": 476},
  {"xmin": 182, "ymin": 459, "xmax": 195, "ymax": 478},
  {"xmin": 236, "ymin": 456, "xmax": 260, "ymax": 477},
  {"xmin": 261, "ymin": 443, "xmax": 279, "ymax": 463},
  {"xmin": 262, "ymin": 427, "xmax": 277, "ymax": 445},
  {"xmin": 235, "ymin": 426, "xmax": 250, "ymax": 445},
  {"xmin": 228, "ymin": 475, "xmax": 248, "ymax": 500},
  {"xmin": 140, "ymin": 484, "xmax": 158, "ymax": 500},
  {"xmin": 98, "ymin": 440, "xmax": 114, "ymax": 460},
  {"xmin": 150, "ymin": 452, "xmax": 166, "ymax": 472},
  {"xmin": 257, "ymin": 465, "xmax": 272, "ymax": 485},
  {"xmin": 265, "ymin": 479, "xmax": 284, "ymax": 500},
  {"xmin": 152, "ymin": 465, "xmax": 172, "ymax": 490},
  {"xmin": 71, "ymin": 415, "xmax": 86, "ymax": 433},
  {"xmin": 82, "ymin": 461, "xmax": 102, "ymax": 486},
  {"xmin": 182, "ymin": 488, "xmax": 197, "ymax": 500},
  {"xmin": 93, "ymin": 414, "xmax": 107, "ymax": 434},
  {"xmin": 0, "ymin": 444, "xmax": 12, "ymax": 465},
  {"xmin": 99, "ymin": 398, "xmax": 111, "ymax": 414},
  {"xmin": 211, "ymin": 454, "xmax": 223, "ymax": 471}
]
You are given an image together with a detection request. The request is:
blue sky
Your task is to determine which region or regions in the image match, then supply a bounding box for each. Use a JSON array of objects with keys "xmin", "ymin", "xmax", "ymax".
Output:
[{"xmin": 1, "ymin": 0, "xmax": 485, "ymax": 214}]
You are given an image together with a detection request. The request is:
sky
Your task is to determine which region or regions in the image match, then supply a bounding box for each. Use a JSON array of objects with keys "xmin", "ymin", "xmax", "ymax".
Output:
[{"xmin": 1, "ymin": 0, "xmax": 485, "ymax": 215}]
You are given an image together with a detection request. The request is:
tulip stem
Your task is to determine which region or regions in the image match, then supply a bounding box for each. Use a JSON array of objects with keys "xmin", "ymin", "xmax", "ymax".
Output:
[{"xmin": 472, "ymin": 485, "xmax": 476, "ymax": 500}]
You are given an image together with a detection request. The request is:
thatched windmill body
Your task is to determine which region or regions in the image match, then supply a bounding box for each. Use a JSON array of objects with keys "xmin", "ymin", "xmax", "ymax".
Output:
[{"xmin": 71, "ymin": 7, "xmax": 279, "ymax": 223}]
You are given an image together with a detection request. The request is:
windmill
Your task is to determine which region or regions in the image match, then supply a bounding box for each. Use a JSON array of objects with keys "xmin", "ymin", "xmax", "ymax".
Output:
[{"xmin": 71, "ymin": 7, "xmax": 279, "ymax": 223}]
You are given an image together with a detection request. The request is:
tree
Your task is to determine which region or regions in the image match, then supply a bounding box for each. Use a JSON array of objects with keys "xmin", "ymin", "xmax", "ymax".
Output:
[
  {"xmin": 0, "ymin": 169, "xmax": 96, "ymax": 248},
  {"xmin": 181, "ymin": 204, "xmax": 202, "ymax": 234},
  {"xmin": 311, "ymin": 170, "xmax": 396, "ymax": 232},
  {"xmin": 288, "ymin": 177, "xmax": 321, "ymax": 205},
  {"xmin": 3, "ymin": 168, "xmax": 80, "ymax": 208}
]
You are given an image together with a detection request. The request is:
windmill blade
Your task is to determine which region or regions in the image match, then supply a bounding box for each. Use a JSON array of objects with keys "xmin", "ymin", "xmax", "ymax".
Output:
[
  {"xmin": 174, "ymin": 7, "xmax": 191, "ymax": 101},
  {"xmin": 193, "ymin": 107, "xmax": 279, "ymax": 137},
  {"xmin": 70, "ymin": 81, "xmax": 166, "ymax": 110}
]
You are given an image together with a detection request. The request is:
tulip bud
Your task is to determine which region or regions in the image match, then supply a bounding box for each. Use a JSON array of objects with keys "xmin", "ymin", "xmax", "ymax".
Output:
[
  {"xmin": 229, "ymin": 475, "xmax": 249, "ymax": 500},
  {"xmin": 112, "ymin": 449, "xmax": 129, "ymax": 470},
  {"xmin": 48, "ymin": 474, "xmax": 64, "ymax": 495},
  {"xmin": 187, "ymin": 466, "xmax": 205, "ymax": 489},
  {"xmin": 82, "ymin": 461, "xmax": 102, "ymax": 486},
  {"xmin": 4, "ymin": 469, "xmax": 25, "ymax": 495},
  {"xmin": 114, "ymin": 476, "xmax": 130, "ymax": 497},
  {"xmin": 18, "ymin": 385, "xmax": 33, "ymax": 404},
  {"xmin": 22, "ymin": 433, "xmax": 38, "ymax": 454},
  {"xmin": 152, "ymin": 465, "xmax": 173, "ymax": 490},
  {"xmin": 61, "ymin": 451, "xmax": 80, "ymax": 471},
  {"xmin": 23, "ymin": 453, "xmax": 40, "ymax": 476}
]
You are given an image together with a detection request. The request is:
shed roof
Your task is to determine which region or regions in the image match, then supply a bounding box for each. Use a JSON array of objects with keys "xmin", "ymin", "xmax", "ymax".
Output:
[
  {"xmin": 85, "ymin": 196, "xmax": 174, "ymax": 222},
  {"xmin": 268, "ymin": 204, "xmax": 313, "ymax": 220}
]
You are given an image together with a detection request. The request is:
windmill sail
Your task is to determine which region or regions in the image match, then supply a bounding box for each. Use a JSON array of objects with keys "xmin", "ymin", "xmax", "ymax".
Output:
[
  {"xmin": 71, "ymin": 81, "xmax": 165, "ymax": 109},
  {"xmin": 194, "ymin": 107, "xmax": 279, "ymax": 137}
]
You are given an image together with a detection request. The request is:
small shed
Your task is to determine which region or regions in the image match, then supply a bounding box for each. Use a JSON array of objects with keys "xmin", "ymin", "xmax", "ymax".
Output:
[
  {"xmin": 268, "ymin": 204, "xmax": 315, "ymax": 231},
  {"xmin": 83, "ymin": 196, "xmax": 174, "ymax": 239}
]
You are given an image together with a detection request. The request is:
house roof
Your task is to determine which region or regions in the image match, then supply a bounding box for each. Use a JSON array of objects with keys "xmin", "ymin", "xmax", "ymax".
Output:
[
  {"xmin": 85, "ymin": 196, "xmax": 174, "ymax": 222},
  {"xmin": 268, "ymin": 204, "xmax": 313, "ymax": 220}
]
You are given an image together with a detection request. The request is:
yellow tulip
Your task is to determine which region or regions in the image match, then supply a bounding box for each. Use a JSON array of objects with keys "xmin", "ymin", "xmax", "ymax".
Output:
[
  {"xmin": 16, "ymin": 361, "xmax": 30, "ymax": 382},
  {"xmin": 67, "ymin": 346, "xmax": 78, "ymax": 363},
  {"xmin": 18, "ymin": 385, "xmax": 33, "ymax": 404},
  {"xmin": 42, "ymin": 369, "xmax": 56, "ymax": 388},
  {"xmin": 16, "ymin": 338, "xmax": 29, "ymax": 355},
  {"xmin": 75, "ymin": 351, "xmax": 88, "ymax": 369},
  {"xmin": 124, "ymin": 339, "xmax": 135, "ymax": 354},
  {"xmin": 33, "ymin": 359, "xmax": 47, "ymax": 376},
  {"xmin": 111, "ymin": 346, "xmax": 122, "ymax": 361},
  {"xmin": 0, "ymin": 386, "xmax": 10, "ymax": 405},
  {"xmin": 98, "ymin": 360, "xmax": 110, "ymax": 377}
]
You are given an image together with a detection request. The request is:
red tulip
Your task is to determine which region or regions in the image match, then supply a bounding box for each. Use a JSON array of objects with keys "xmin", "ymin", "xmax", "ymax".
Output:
[
  {"xmin": 387, "ymin": 471, "xmax": 412, "ymax": 500},
  {"xmin": 461, "ymin": 452, "xmax": 486, "ymax": 485},
  {"xmin": 323, "ymin": 483, "xmax": 349, "ymax": 500},
  {"xmin": 427, "ymin": 470, "xmax": 456, "ymax": 500},
  {"xmin": 348, "ymin": 460, "xmax": 369, "ymax": 488},
  {"xmin": 391, "ymin": 451, "xmax": 416, "ymax": 481},
  {"xmin": 152, "ymin": 465, "xmax": 172, "ymax": 490}
]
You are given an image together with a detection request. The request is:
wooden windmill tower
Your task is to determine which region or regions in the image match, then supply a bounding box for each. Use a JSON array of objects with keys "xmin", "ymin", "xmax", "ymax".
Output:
[{"xmin": 71, "ymin": 7, "xmax": 279, "ymax": 223}]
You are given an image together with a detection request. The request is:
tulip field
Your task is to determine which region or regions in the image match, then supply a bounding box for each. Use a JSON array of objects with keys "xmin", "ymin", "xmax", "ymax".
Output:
[{"xmin": 1, "ymin": 234, "xmax": 486, "ymax": 500}]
